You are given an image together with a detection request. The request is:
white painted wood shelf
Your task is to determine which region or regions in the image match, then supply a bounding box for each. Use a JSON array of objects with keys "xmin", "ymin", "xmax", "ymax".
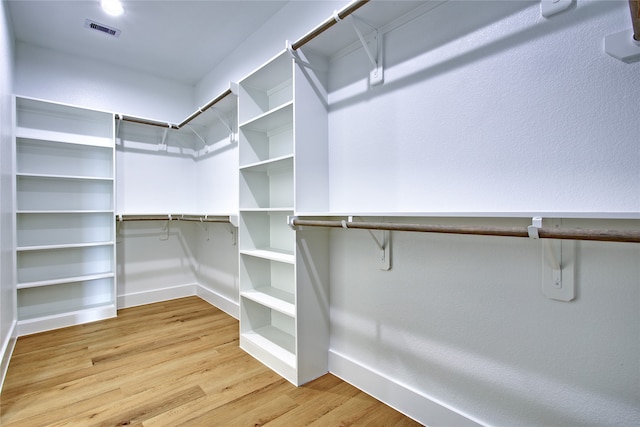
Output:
[
  {"xmin": 14, "ymin": 96, "xmax": 117, "ymax": 335},
  {"xmin": 238, "ymin": 50, "xmax": 330, "ymax": 386}
]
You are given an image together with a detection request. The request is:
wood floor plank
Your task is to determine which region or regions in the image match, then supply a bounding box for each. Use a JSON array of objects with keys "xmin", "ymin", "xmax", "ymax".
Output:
[{"xmin": 1, "ymin": 297, "xmax": 423, "ymax": 426}]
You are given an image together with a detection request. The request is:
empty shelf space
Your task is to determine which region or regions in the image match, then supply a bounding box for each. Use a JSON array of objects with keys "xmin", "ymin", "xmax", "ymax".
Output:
[
  {"xmin": 15, "ymin": 127, "xmax": 113, "ymax": 148},
  {"xmin": 241, "ymin": 328, "xmax": 296, "ymax": 368},
  {"xmin": 239, "ymin": 102, "xmax": 293, "ymax": 131}
]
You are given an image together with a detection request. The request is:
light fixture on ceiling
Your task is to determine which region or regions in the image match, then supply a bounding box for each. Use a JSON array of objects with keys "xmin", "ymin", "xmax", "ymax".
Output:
[{"xmin": 101, "ymin": 0, "xmax": 124, "ymax": 16}]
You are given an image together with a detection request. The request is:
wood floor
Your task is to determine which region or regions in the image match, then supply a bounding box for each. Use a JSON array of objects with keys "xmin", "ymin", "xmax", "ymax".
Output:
[{"xmin": 1, "ymin": 297, "xmax": 422, "ymax": 426}]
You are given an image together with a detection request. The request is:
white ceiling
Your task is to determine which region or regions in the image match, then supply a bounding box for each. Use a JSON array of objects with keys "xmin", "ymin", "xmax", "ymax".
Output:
[{"xmin": 7, "ymin": 0, "xmax": 289, "ymax": 85}]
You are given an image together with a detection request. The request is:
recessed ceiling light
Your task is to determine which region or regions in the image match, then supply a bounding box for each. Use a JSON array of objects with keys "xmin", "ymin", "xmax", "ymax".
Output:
[{"xmin": 101, "ymin": 0, "xmax": 124, "ymax": 16}]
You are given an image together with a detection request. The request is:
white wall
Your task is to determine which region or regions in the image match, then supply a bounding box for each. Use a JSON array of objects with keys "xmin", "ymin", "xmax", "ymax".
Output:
[
  {"xmin": 326, "ymin": 1, "xmax": 640, "ymax": 425},
  {"xmin": 0, "ymin": 0, "xmax": 16, "ymax": 390},
  {"xmin": 327, "ymin": 0, "xmax": 639, "ymax": 215},
  {"xmin": 14, "ymin": 42, "xmax": 194, "ymax": 123}
]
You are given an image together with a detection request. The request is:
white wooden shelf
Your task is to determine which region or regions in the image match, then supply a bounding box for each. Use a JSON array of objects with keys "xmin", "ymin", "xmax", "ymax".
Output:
[
  {"xmin": 239, "ymin": 208, "xmax": 293, "ymax": 213},
  {"xmin": 240, "ymin": 154, "xmax": 294, "ymax": 172},
  {"xmin": 241, "ymin": 289, "xmax": 295, "ymax": 317},
  {"xmin": 17, "ymin": 272, "xmax": 116, "ymax": 290},
  {"xmin": 238, "ymin": 50, "xmax": 329, "ymax": 386},
  {"xmin": 15, "ymin": 127, "xmax": 114, "ymax": 148},
  {"xmin": 241, "ymin": 328, "xmax": 296, "ymax": 366},
  {"xmin": 14, "ymin": 96, "xmax": 116, "ymax": 335},
  {"xmin": 16, "ymin": 241, "xmax": 114, "ymax": 252},
  {"xmin": 240, "ymin": 248, "xmax": 295, "ymax": 264},
  {"xmin": 16, "ymin": 173, "xmax": 114, "ymax": 182},
  {"xmin": 239, "ymin": 101, "xmax": 293, "ymax": 131},
  {"xmin": 17, "ymin": 209, "xmax": 114, "ymax": 215}
]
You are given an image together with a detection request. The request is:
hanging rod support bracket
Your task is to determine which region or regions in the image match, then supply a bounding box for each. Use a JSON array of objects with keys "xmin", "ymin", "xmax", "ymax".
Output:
[
  {"xmin": 348, "ymin": 15, "xmax": 383, "ymax": 86},
  {"xmin": 539, "ymin": 218, "xmax": 575, "ymax": 302},
  {"xmin": 210, "ymin": 107, "xmax": 236, "ymax": 144},
  {"xmin": 185, "ymin": 124, "xmax": 208, "ymax": 152},
  {"xmin": 158, "ymin": 128, "xmax": 169, "ymax": 152}
]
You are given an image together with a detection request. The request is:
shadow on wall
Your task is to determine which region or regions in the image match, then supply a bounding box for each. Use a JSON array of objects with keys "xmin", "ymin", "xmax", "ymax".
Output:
[{"xmin": 326, "ymin": 0, "xmax": 616, "ymax": 111}]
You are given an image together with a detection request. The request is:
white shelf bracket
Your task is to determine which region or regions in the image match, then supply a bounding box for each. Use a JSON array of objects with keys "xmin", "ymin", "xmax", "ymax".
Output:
[
  {"xmin": 530, "ymin": 218, "xmax": 575, "ymax": 302},
  {"xmin": 185, "ymin": 124, "xmax": 208, "ymax": 153},
  {"xmin": 540, "ymin": 0, "xmax": 573, "ymax": 18},
  {"xmin": 605, "ymin": 29, "xmax": 640, "ymax": 63},
  {"xmin": 228, "ymin": 223, "xmax": 237, "ymax": 246},
  {"xmin": 347, "ymin": 216, "xmax": 390, "ymax": 270},
  {"xmin": 210, "ymin": 107, "xmax": 236, "ymax": 144},
  {"xmin": 367, "ymin": 228, "xmax": 391, "ymax": 271},
  {"xmin": 158, "ymin": 127, "xmax": 169, "ymax": 152},
  {"xmin": 115, "ymin": 114, "xmax": 122, "ymax": 140},
  {"xmin": 347, "ymin": 15, "xmax": 384, "ymax": 86}
]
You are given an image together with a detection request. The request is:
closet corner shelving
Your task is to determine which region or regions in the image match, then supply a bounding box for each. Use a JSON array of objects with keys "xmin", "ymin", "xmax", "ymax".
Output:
[
  {"xmin": 238, "ymin": 50, "xmax": 330, "ymax": 386},
  {"xmin": 13, "ymin": 96, "xmax": 117, "ymax": 336}
]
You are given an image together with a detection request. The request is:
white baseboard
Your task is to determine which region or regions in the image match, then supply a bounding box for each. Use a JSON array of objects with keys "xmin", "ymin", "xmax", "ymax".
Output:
[
  {"xmin": 1, "ymin": 320, "xmax": 17, "ymax": 393},
  {"xmin": 329, "ymin": 350, "xmax": 483, "ymax": 427},
  {"xmin": 117, "ymin": 283, "xmax": 197, "ymax": 309},
  {"xmin": 196, "ymin": 285, "xmax": 239, "ymax": 320},
  {"xmin": 116, "ymin": 284, "xmax": 239, "ymax": 320}
]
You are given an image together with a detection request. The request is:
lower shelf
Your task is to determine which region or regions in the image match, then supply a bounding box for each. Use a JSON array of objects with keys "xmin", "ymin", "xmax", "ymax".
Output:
[
  {"xmin": 240, "ymin": 296, "xmax": 297, "ymax": 383},
  {"xmin": 16, "ymin": 303, "xmax": 117, "ymax": 336},
  {"xmin": 17, "ymin": 276, "xmax": 115, "ymax": 321},
  {"xmin": 240, "ymin": 328, "xmax": 296, "ymax": 384}
]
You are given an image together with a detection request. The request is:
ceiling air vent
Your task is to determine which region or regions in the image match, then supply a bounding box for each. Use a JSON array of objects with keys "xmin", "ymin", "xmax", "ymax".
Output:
[{"xmin": 84, "ymin": 19, "xmax": 121, "ymax": 38}]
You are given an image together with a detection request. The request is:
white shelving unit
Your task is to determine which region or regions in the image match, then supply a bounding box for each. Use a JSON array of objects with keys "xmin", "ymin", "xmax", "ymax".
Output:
[
  {"xmin": 14, "ymin": 96, "xmax": 117, "ymax": 335},
  {"xmin": 238, "ymin": 50, "xmax": 330, "ymax": 385}
]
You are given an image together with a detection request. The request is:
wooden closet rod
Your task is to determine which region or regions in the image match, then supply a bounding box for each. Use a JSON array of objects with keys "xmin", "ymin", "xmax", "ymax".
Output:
[
  {"xmin": 291, "ymin": 0, "xmax": 371, "ymax": 50},
  {"xmin": 117, "ymin": 88, "xmax": 233, "ymax": 130},
  {"xmin": 290, "ymin": 218, "xmax": 640, "ymax": 244},
  {"xmin": 630, "ymin": 0, "xmax": 640, "ymax": 41}
]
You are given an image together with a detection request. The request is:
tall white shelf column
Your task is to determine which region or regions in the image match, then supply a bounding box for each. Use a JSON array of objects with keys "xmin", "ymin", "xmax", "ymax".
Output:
[
  {"xmin": 238, "ymin": 50, "xmax": 329, "ymax": 386},
  {"xmin": 14, "ymin": 96, "xmax": 117, "ymax": 335}
]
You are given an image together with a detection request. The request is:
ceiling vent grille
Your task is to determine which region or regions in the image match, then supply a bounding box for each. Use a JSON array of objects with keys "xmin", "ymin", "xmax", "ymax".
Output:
[{"xmin": 84, "ymin": 19, "xmax": 121, "ymax": 38}]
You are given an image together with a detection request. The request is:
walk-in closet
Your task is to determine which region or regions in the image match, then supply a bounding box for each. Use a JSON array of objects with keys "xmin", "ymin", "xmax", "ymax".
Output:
[{"xmin": 1, "ymin": 1, "xmax": 639, "ymax": 425}]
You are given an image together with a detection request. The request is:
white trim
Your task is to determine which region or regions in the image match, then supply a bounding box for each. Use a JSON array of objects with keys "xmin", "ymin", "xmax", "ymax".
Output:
[
  {"xmin": 196, "ymin": 285, "xmax": 239, "ymax": 320},
  {"xmin": 17, "ymin": 305, "xmax": 116, "ymax": 336},
  {"xmin": 328, "ymin": 350, "xmax": 484, "ymax": 427},
  {"xmin": 117, "ymin": 283, "xmax": 197, "ymax": 309},
  {"xmin": 1, "ymin": 320, "xmax": 17, "ymax": 393}
]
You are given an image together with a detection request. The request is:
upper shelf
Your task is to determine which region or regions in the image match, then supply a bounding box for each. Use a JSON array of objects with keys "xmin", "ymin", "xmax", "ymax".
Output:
[
  {"xmin": 299, "ymin": 1, "xmax": 442, "ymax": 59},
  {"xmin": 16, "ymin": 96, "xmax": 113, "ymax": 140}
]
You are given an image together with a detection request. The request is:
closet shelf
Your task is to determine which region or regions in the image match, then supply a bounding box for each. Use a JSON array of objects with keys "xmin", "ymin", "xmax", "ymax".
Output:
[
  {"xmin": 16, "ymin": 173, "xmax": 113, "ymax": 182},
  {"xmin": 17, "ymin": 302, "xmax": 117, "ymax": 323},
  {"xmin": 16, "ymin": 241, "xmax": 115, "ymax": 252},
  {"xmin": 241, "ymin": 328, "xmax": 296, "ymax": 367},
  {"xmin": 240, "ymin": 248, "xmax": 295, "ymax": 264},
  {"xmin": 240, "ymin": 154, "xmax": 293, "ymax": 172},
  {"xmin": 241, "ymin": 289, "xmax": 295, "ymax": 317},
  {"xmin": 239, "ymin": 101, "xmax": 293, "ymax": 131},
  {"xmin": 17, "ymin": 272, "xmax": 116, "ymax": 290},
  {"xmin": 18, "ymin": 210, "xmax": 114, "ymax": 214},
  {"xmin": 16, "ymin": 127, "xmax": 113, "ymax": 148},
  {"xmin": 239, "ymin": 208, "xmax": 293, "ymax": 213}
]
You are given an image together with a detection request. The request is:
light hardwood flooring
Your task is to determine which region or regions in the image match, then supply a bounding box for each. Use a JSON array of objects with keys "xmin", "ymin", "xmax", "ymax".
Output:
[{"xmin": 1, "ymin": 297, "xmax": 422, "ymax": 426}]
